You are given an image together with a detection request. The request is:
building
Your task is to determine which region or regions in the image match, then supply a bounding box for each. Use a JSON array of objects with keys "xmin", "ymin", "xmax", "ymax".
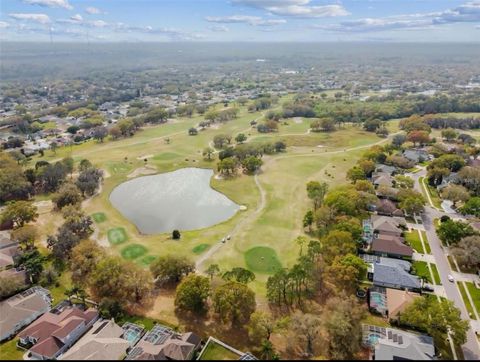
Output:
[
  {"xmin": 403, "ymin": 149, "xmax": 430, "ymax": 163},
  {"xmin": 18, "ymin": 302, "xmax": 99, "ymax": 360},
  {"xmin": 0, "ymin": 287, "xmax": 51, "ymax": 342},
  {"xmin": 371, "ymin": 215, "xmax": 406, "ymax": 237},
  {"xmin": 372, "ymin": 172, "xmax": 394, "ymax": 188},
  {"xmin": 59, "ymin": 319, "xmax": 130, "ymax": 360},
  {"xmin": 371, "ymin": 234, "xmax": 413, "ymax": 259},
  {"xmin": 126, "ymin": 324, "xmax": 201, "ymax": 360},
  {"xmin": 368, "ymin": 287, "xmax": 420, "ymax": 319},
  {"xmin": 362, "ymin": 325, "xmax": 435, "ymax": 360},
  {"xmin": 363, "ymin": 256, "xmax": 421, "ymax": 292}
]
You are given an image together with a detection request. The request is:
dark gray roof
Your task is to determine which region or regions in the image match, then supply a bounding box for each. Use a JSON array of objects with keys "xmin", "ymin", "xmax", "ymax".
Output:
[{"xmin": 373, "ymin": 262, "xmax": 421, "ymax": 290}]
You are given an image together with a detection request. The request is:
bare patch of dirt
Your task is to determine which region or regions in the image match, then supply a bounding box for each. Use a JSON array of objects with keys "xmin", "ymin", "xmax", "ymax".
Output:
[{"xmin": 127, "ymin": 165, "xmax": 158, "ymax": 178}]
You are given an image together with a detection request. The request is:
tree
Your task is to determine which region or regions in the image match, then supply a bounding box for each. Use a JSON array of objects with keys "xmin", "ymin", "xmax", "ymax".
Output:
[
  {"xmin": 0, "ymin": 276, "xmax": 25, "ymax": 299},
  {"xmin": 174, "ymin": 274, "xmax": 210, "ymax": 313},
  {"xmin": 213, "ymin": 281, "xmax": 256, "ymax": 325},
  {"xmin": 346, "ymin": 166, "xmax": 366, "ymax": 184},
  {"xmin": 50, "ymin": 141, "xmax": 58, "ymax": 154},
  {"xmin": 399, "ymin": 196, "xmax": 425, "ymax": 215},
  {"xmin": 218, "ymin": 157, "xmax": 237, "ymax": 175},
  {"xmin": 11, "ymin": 225, "xmax": 37, "ymax": 251},
  {"xmin": 321, "ymin": 230, "xmax": 356, "ymax": 263},
  {"xmin": 320, "ymin": 118, "xmax": 335, "ymax": 132},
  {"xmin": 247, "ymin": 311, "xmax": 276, "ymax": 341},
  {"xmin": 109, "ymin": 126, "xmax": 121, "ymax": 140},
  {"xmin": 76, "ymin": 167, "xmax": 103, "ymax": 196},
  {"xmin": 407, "ymin": 130, "xmax": 430, "ymax": 146},
  {"xmin": 52, "ymin": 183, "xmax": 83, "ymax": 209},
  {"xmin": 258, "ymin": 340, "xmax": 278, "ymax": 360},
  {"xmin": 205, "ymin": 264, "xmax": 220, "ymax": 280},
  {"xmin": 172, "ymin": 230, "xmax": 181, "ymax": 239},
  {"xmin": 99, "ymin": 298, "xmax": 124, "ymax": 320},
  {"xmin": 222, "ymin": 267, "xmax": 255, "ymax": 284},
  {"xmin": 355, "ymin": 180, "xmax": 375, "ymax": 193},
  {"xmin": 90, "ymin": 256, "xmax": 154, "ymax": 308},
  {"xmin": 93, "ymin": 126, "xmax": 108, "ymax": 142},
  {"xmin": 392, "ymin": 133, "xmax": 407, "ymax": 147},
  {"xmin": 150, "ymin": 255, "xmax": 194, "ymax": 284},
  {"xmin": 460, "ymin": 197, "xmax": 480, "ymax": 216},
  {"xmin": 399, "ymin": 297, "xmax": 468, "ymax": 348},
  {"xmin": 289, "ymin": 312, "xmax": 321, "ymax": 357},
  {"xmin": 303, "ymin": 210, "xmax": 314, "ymax": 232},
  {"xmin": 0, "ymin": 153, "xmax": 33, "ymax": 202},
  {"xmin": 241, "ymin": 156, "xmax": 263, "ymax": 174},
  {"xmin": 202, "ymin": 147, "xmax": 215, "ymax": 161},
  {"xmin": 70, "ymin": 239, "xmax": 106, "ymax": 286},
  {"xmin": 437, "ymin": 219, "xmax": 475, "ymax": 245},
  {"xmin": 441, "ymin": 128, "xmax": 458, "ymax": 142},
  {"xmin": 325, "ymin": 254, "xmax": 366, "ymax": 294},
  {"xmin": 427, "ymin": 166, "xmax": 450, "ymax": 186},
  {"xmin": 1, "ymin": 201, "xmax": 38, "ymax": 228},
  {"xmin": 306, "ymin": 181, "xmax": 328, "ymax": 211},
  {"xmin": 235, "ymin": 133, "xmax": 247, "ymax": 144},
  {"xmin": 322, "ymin": 295, "xmax": 364, "ymax": 360},
  {"xmin": 16, "ymin": 249, "xmax": 44, "ymax": 283},
  {"xmin": 394, "ymin": 175, "xmax": 414, "ymax": 189},
  {"xmin": 458, "ymin": 166, "xmax": 480, "ymax": 195},
  {"xmin": 213, "ymin": 134, "xmax": 230, "ymax": 149},
  {"xmin": 188, "ymin": 127, "xmax": 198, "ymax": 136},
  {"xmin": 441, "ymin": 184, "xmax": 470, "ymax": 207},
  {"xmin": 450, "ymin": 236, "xmax": 480, "ymax": 270},
  {"xmin": 363, "ymin": 119, "xmax": 381, "ymax": 132}
]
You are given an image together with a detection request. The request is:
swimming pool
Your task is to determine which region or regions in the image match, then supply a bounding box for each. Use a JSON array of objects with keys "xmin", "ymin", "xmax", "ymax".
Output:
[{"xmin": 368, "ymin": 333, "xmax": 381, "ymax": 345}]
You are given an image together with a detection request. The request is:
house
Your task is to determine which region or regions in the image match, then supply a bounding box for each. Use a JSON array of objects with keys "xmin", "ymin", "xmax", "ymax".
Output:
[
  {"xmin": 371, "ymin": 215, "xmax": 406, "ymax": 237},
  {"xmin": 18, "ymin": 302, "xmax": 99, "ymax": 360},
  {"xmin": 362, "ymin": 219, "xmax": 374, "ymax": 244},
  {"xmin": 59, "ymin": 319, "xmax": 130, "ymax": 360},
  {"xmin": 363, "ymin": 256, "xmax": 421, "ymax": 291},
  {"xmin": 375, "ymin": 199, "xmax": 404, "ymax": 217},
  {"xmin": 375, "ymin": 164, "xmax": 397, "ymax": 176},
  {"xmin": 371, "ymin": 234, "xmax": 413, "ymax": 259},
  {"xmin": 126, "ymin": 324, "xmax": 201, "ymax": 360},
  {"xmin": 362, "ymin": 325, "xmax": 435, "ymax": 360},
  {"xmin": 0, "ymin": 287, "xmax": 51, "ymax": 342},
  {"xmin": 368, "ymin": 287, "xmax": 420, "ymax": 318},
  {"xmin": 437, "ymin": 172, "xmax": 459, "ymax": 191},
  {"xmin": 372, "ymin": 172, "xmax": 394, "ymax": 188},
  {"xmin": 403, "ymin": 149, "xmax": 429, "ymax": 163}
]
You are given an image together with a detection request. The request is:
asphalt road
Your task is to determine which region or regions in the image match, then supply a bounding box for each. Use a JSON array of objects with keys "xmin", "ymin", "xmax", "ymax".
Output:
[{"xmin": 412, "ymin": 168, "xmax": 480, "ymax": 360}]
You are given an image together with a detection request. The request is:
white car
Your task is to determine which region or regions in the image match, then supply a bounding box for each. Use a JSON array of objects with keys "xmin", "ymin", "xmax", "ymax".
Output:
[{"xmin": 448, "ymin": 274, "xmax": 454, "ymax": 282}]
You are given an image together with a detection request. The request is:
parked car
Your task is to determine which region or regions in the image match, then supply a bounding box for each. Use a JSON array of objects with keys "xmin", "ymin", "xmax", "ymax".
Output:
[{"xmin": 448, "ymin": 274, "xmax": 454, "ymax": 282}]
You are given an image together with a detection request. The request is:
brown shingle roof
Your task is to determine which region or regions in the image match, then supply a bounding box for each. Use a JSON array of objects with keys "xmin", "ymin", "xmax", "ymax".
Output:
[{"xmin": 372, "ymin": 237, "xmax": 413, "ymax": 257}]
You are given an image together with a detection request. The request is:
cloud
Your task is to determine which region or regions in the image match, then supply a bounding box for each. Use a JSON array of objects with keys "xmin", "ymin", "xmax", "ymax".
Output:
[
  {"xmin": 316, "ymin": 1, "xmax": 480, "ymax": 33},
  {"xmin": 0, "ymin": 21, "xmax": 10, "ymax": 29},
  {"xmin": 85, "ymin": 7, "xmax": 103, "ymax": 15},
  {"xmin": 232, "ymin": 0, "xmax": 349, "ymax": 18},
  {"xmin": 205, "ymin": 15, "xmax": 286, "ymax": 26},
  {"xmin": 70, "ymin": 14, "xmax": 83, "ymax": 22},
  {"xmin": 113, "ymin": 23, "xmax": 204, "ymax": 40},
  {"xmin": 23, "ymin": 0, "xmax": 72, "ymax": 10},
  {"xmin": 208, "ymin": 25, "xmax": 229, "ymax": 32},
  {"xmin": 9, "ymin": 13, "xmax": 51, "ymax": 24},
  {"xmin": 57, "ymin": 17, "xmax": 108, "ymax": 27}
]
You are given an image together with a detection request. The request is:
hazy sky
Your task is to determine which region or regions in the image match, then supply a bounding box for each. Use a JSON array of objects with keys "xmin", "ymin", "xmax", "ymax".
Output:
[{"xmin": 1, "ymin": 0, "xmax": 479, "ymax": 42}]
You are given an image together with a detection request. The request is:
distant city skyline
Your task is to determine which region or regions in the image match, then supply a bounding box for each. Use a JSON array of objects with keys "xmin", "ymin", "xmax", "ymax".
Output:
[{"xmin": 1, "ymin": 0, "xmax": 480, "ymax": 42}]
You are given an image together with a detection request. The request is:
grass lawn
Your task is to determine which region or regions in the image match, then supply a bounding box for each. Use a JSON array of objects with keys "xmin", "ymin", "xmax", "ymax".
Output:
[
  {"xmin": 244, "ymin": 246, "xmax": 282, "ymax": 274},
  {"xmin": 421, "ymin": 231, "xmax": 431, "ymax": 254},
  {"xmin": 192, "ymin": 244, "xmax": 210, "ymax": 254},
  {"xmin": 48, "ymin": 271, "xmax": 73, "ymax": 305},
  {"xmin": 447, "ymin": 255, "xmax": 458, "ymax": 272},
  {"xmin": 419, "ymin": 177, "xmax": 442, "ymax": 209},
  {"xmin": 137, "ymin": 255, "xmax": 157, "ymax": 267},
  {"xmin": 458, "ymin": 282, "xmax": 477, "ymax": 320},
  {"xmin": 107, "ymin": 227, "xmax": 128, "ymax": 245},
  {"xmin": 430, "ymin": 263, "xmax": 441, "ymax": 285},
  {"xmin": 91, "ymin": 212, "xmax": 107, "ymax": 223},
  {"xmin": 466, "ymin": 282, "xmax": 480, "ymax": 316},
  {"xmin": 118, "ymin": 314, "xmax": 176, "ymax": 331},
  {"xmin": 199, "ymin": 340, "xmax": 241, "ymax": 360},
  {"xmin": 412, "ymin": 261, "xmax": 432, "ymax": 283},
  {"xmin": 121, "ymin": 244, "xmax": 148, "ymax": 260},
  {"xmin": 405, "ymin": 230, "xmax": 425, "ymax": 254},
  {"xmin": 0, "ymin": 338, "xmax": 24, "ymax": 360}
]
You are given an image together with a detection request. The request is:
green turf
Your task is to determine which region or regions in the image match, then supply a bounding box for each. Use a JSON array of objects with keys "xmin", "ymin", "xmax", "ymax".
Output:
[
  {"xmin": 121, "ymin": 244, "xmax": 148, "ymax": 260},
  {"xmin": 153, "ymin": 152, "xmax": 180, "ymax": 161},
  {"xmin": 405, "ymin": 230, "xmax": 424, "ymax": 254},
  {"xmin": 137, "ymin": 255, "xmax": 157, "ymax": 267},
  {"xmin": 430, "ymin": 263, "xmax": 441, "ymax": 285},
  {"xmin": 421, "ymin": 231, "xmax": 431, "ymax": 254},
  {"xmin": 244, "ymin": 246, "xmax": 282, "ymax": 274},
  {"xmin": 0, "ymin": 338, "xmax": 24, "ymax": 360},
  {"xmin": 412, "ymin": 261, "xmax": 432, "ymax": 284},
  {"xmin": 458, "ymin": 282, "xmax": 477, "ymax": 320},
  {"xmin": 192, "ymin": 244, "xmax": 210, "ymax": 254},
  {"xmin": 91, "ymin": 212, "xmax": 107, "ymax": 223},
  {"xmin": 199, "ymin": 341, "xmax": 241, "ymax": 360},
  {"xmin": 107, "ymin": 227, "xmax": 128, "ymax": 245},
  {"xmin": 466, "ymin": 282, "xmax": 480, "ymax": 316}
]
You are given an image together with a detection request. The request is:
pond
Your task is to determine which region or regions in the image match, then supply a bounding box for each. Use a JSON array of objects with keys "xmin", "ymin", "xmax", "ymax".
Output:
[{"xmin": 109, "ymin": 168, "xmax": 240, "ymax": 234}]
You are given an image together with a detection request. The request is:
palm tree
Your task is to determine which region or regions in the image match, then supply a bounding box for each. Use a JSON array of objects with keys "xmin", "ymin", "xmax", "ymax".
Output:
[{"xmin": 259, "ymin": 340, "xmax": 278, "ymax": 360}]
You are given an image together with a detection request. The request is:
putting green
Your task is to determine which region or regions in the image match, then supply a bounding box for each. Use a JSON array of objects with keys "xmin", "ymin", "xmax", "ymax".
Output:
[
  {"xmin": 92, "ymin": 212, "xmax": 107, "ymax": 223},
  {"xmin": 107, "ymin": 227, "xmax": 128, "ymax": 245},
  {"xmin": 192, "ymin": 244, "xmax": 210, "ymax": 254},
  {"xmin": 137, "ymin": 255, "xmax": 157, "ymax": 267},
  {"xmin": 244, "ymin": 246, "xmax": 282, "ymax": 274},
  {"xmin": 121, "ymin": 244, "xmax": 148, "ymax": 260}
]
